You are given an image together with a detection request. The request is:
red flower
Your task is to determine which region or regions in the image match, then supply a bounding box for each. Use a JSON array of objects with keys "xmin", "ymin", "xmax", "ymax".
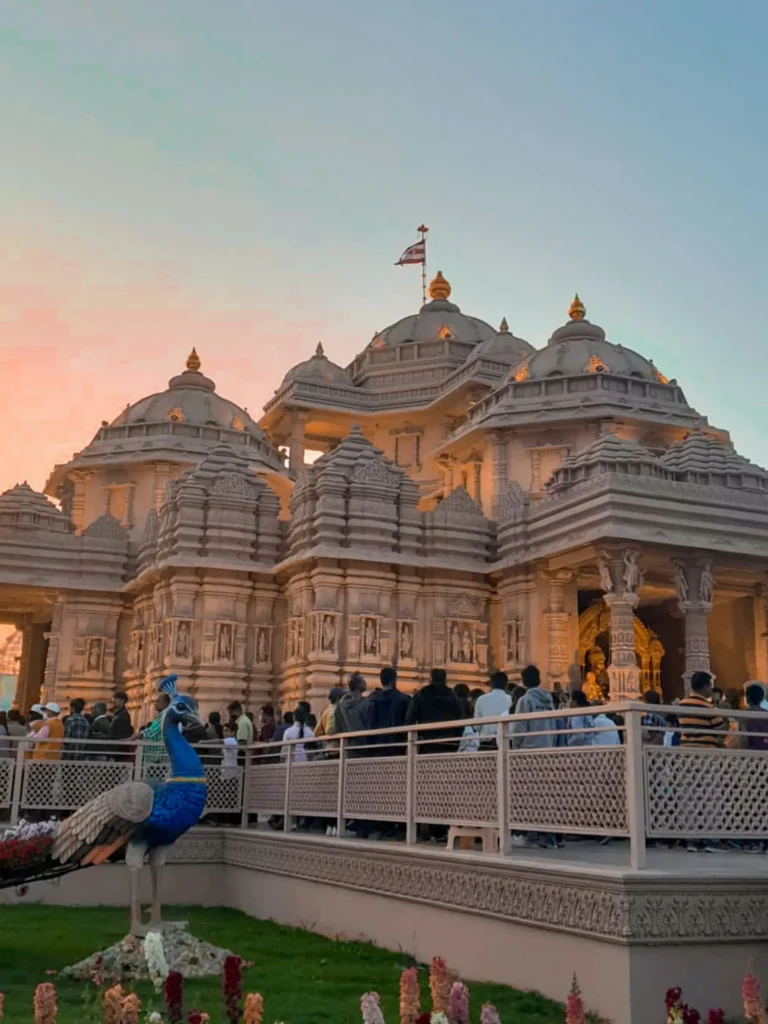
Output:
[
  {"xmin": 707, "ymin": 1012, "xmax": 725, "ymax": 1024},
  {"xmin": 163, "ymin": 970, "xmax": 184, "ymax": 1024},
  {"xmin": 187, "ymin": 1013, "xmax": 203, "ymax": 1024},
  {"xmin": 415, "ymin": 1015, "xmax": 432, "ymax": 1024},
  {"xmin": 223, "ymin": 955, "xmax": 243, "ymax": 1024},
  {"xmin": 666, "ymin": 988, "xmax": 683, "ymax": 1010},
  {"xmin": 682, "ymin": 1008, "xmax": 701, "ymax": 1024}
]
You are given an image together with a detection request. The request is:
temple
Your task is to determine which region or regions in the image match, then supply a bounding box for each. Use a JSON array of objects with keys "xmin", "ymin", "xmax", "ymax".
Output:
[{"xmin": 3, "ymin": 274, "xmax": 768, "ymax": 721}]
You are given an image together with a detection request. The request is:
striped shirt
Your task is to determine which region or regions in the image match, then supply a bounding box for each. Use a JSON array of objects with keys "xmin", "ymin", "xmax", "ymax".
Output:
[{"xmin": 678, "ymin": 693, "xmax": 727, "ymax": 747}]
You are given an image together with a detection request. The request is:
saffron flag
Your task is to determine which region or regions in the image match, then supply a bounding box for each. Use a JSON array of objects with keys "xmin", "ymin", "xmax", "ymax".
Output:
[{"xmin": 395, "ymin": 240, "xmax": 426, "ymax": 266}]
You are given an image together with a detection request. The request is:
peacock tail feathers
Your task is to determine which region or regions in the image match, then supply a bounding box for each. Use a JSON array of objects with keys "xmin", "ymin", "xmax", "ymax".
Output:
[{"xmin": 53, "ymin": 781, "xmax": 154, "ymax": 864}]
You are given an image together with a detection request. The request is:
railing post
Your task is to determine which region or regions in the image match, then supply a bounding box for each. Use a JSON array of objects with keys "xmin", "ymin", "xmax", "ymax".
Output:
[
  {"xmin": 133, "ymin": 741, "xmax": 143, "ymax": 782},
  {"xmin": 405, "ymin": 731, "xmax": 417, "ymax": 846},
  {"xmin": 283, "ymin": 743, "xmax": 293, "ymax": 833},
  {"xmin": 336, "ymin": 737, "xmax": 346, "ymax": 837},
  {"xmin": 625, "ymin": 706, "xmax": 647, "ymax": 870},
  {"xmin": 10, "ymin": 741, "xmax": 25, "ymax": 826},
  {"xmin": 240, "ymin": 747, "xmax": 252, "ymax": 830},
  {"xmin": 497, "ymin": 720, "xmax": 510, "ymax": 854}
]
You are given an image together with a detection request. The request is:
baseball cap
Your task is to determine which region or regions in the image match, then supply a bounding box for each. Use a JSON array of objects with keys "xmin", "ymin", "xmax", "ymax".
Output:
[
  {"xmin": 44, "ymin": 702, "xmax": 61, "ymax": 714},
  {"xmin": 30, "ymin": 703, "xmax": 43, "ymax": 714}
]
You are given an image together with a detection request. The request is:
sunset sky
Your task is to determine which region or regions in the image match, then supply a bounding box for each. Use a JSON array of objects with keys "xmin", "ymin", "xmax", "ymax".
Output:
[{"xmin": 2, "ymin": 1, "xmax": 767, "ymax": 494}]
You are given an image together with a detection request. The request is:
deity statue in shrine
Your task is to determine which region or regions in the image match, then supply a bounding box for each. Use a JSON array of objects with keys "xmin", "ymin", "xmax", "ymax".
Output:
[{"xmin": 583, "ymin": 646, "xmax": 609, "ymax": 702}]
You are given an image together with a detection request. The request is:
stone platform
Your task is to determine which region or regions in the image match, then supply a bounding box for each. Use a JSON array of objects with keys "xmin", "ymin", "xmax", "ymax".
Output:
[{"xmin": 4, "ymin": 825, "xmax": 767, "ymax": 1024}]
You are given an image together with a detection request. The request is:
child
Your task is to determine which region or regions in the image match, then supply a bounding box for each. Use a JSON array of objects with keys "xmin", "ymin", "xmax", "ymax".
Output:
[{"xmin": 221, "ymin": 722, "xmax": 239, "ymax": 780}]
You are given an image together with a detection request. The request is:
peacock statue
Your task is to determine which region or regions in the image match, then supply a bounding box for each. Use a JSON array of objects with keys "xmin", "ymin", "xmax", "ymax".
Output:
[{"xmin": 0, "ymin": 675, "xmax": 207, "ymax": 936}]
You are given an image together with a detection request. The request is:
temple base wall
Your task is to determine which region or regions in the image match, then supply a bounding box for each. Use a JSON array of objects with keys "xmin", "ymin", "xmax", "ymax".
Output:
[{"xmin": 3, "ymin": 828, "xmax": 767, "ymax": 1023}]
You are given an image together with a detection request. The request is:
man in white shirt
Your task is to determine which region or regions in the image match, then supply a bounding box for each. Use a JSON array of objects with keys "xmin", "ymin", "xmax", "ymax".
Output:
[{"xmin": 465, "ymin": 671, "xmax": 512, "ymax": 750}]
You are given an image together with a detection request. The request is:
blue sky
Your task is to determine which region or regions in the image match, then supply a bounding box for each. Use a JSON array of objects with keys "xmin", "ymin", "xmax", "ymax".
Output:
[{"xmin": 1, "ymin": 0, "xmax": 767, "ymax": 488}]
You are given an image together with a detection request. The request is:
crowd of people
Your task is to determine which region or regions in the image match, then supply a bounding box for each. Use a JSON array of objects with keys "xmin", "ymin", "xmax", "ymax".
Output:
[{"xmin": 2, "ymin": 664, "xmax": 767, "ymax": 851}]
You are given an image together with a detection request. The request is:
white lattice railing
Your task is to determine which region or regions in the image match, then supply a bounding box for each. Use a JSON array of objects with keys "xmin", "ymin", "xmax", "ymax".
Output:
[{"xmin": 4, "ymin": 702, "xmax": 768, "ymax": 870}]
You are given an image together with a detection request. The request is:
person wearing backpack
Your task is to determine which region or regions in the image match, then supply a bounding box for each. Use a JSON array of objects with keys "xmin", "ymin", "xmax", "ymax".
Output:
[{"xmin": 367, "ymin": 667, "xmax": 411, "ymax": 757}]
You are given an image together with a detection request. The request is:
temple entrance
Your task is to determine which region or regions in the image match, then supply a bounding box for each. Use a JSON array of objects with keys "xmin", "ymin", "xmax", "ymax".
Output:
[{"xmin": 578, "ymin": 598, "xmax": 665, "ymax": 698}]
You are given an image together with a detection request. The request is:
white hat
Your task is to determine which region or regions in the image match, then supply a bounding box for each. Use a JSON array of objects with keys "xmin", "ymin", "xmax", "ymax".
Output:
[
  {"xmin": 30, "ymin": 703, "xmax": 43, "ymax": 714},
  {"xmin": 44, "ymin": 702, "xmax": 61, "ymax": 714}
]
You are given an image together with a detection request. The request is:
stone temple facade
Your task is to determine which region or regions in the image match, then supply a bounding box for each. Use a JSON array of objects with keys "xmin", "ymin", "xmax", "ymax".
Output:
[{"xmin": 3, "ymin": 273, "xmax": 768, "ymax": 721}]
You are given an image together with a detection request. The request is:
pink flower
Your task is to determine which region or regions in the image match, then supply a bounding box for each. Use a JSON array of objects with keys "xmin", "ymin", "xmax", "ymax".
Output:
[
  {"xmin": 480, "ymin": 1004, "xmax": 501, "ymax": 1024},
  {"xmin": 448, "ymin": 981, "xmax": 469, "ymax": 1024},
  {"xmin": 566, "ymin": 974, "xmax": 586, "ymax": 1024},
  {"xmin": 120, "ymin": 993, "xmax": 141, "ymax": 1024},
  {"xmin": 743, "ymin": 963, "xmax": 768, "ymax": 1024},
  {"xmin": 33, "ymin": 982, "xmax": 57, "ymax": 1024},
  {"xmin": 706, "ymin": 1011, "xmax": 725, "ymax": 1024},
  {"xmin": 243, "ymin": 992, "xmax": 264, "ymax": 1024},
  {"xmin": 360, "ymin": 991, "xmax": 386, "ymax": 1024},
  {"xmin": 399, "ymin": 967, "xmax": 420, "ymax": 1024},
  {"xmin": 0, "ymin": 991, "xmax": 4, "ymax": 1021},
  {"xmin": 429, "ymin": 958, "xmax": 451, "ymax": 1015}
]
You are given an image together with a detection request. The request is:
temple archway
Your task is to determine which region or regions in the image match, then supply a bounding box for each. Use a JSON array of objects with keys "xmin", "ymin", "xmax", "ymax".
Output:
[{"xmin": 578, "ymin": 601, "xmax": 663, "ymax": 692}]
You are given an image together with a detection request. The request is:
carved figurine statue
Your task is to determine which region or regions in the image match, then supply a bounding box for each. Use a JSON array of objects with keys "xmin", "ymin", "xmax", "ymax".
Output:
[
  {"xmin": 674, "ymin": 565, "xmax": 690, "ymax": 606},
  {"xmin": 257, "ymin": 628, "xmax": 268, "ymax": 663},
  {"xmin": 450, "ymin": 623, "xmax": 461, "ymax": 662},
  {"xmin": 598, "ymin": 556, "xmax": 614, "ymax": 596},
  {"xmin": 399, "ymin": 623, "xmax": 413, "ymax": 659},
  {"xmin": 583, "ymin": 646, "xmax": 609, "ymax": 702},
  {"xmin": 322, "ymin": 615, "xmax": 335, "ymax": 652},
  {"xmin": 699, "ymin": 564, "xmax": 714, "ymax": 605},
  {"xmin": 0, "ymin": 676, "xmax": 207, "ymax": 937},
  {"xmin": 461, "ymin": 628, "xmax": 473, "ymax": 664},
  {"xmin": 622, "ymin": 551, "xmax": 641, "ymax": 594},
  {"xmin": 364, "ymin": 618, "xmax": 376, "ymax": 655}
]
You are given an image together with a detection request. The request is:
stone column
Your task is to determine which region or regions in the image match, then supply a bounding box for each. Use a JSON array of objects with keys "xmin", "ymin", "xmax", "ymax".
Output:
[
  {"xmin": 437, "ymin": 455, "xmax": 456, "ymax": 494},
  {"xmin": 673, "ymin": 560, "xmax": 714, "ymax": 684},
  {"xmin": 288, "ymin": 413, "xmax": 307, "ymax": 473},
  {"xmin": 490, "ymin": 432, "xmax": 508, "ymax": 517},
  {"xmin": 598, "ymin": 548, "xmax": 643, "ymax": 699},
  {"xmin": 544, "ymin": 570, "xmax": 573, "ymax": 684},
  {"xmin": 469, "ymin": 453, "xmax": 483, "ymax": 506},
  {"xmin": 153, "ymin": 461, "xmax": 173, "ymax": 510}
]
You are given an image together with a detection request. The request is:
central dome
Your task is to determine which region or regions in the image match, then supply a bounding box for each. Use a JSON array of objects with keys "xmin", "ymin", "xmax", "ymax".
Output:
[{"xmin": 367, "ymin": 271, "xmax": 500, "ymax": 349}]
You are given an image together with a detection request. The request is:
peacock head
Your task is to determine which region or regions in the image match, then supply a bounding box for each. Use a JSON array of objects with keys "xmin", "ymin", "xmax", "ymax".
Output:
[{"xmin": 158, "ymin": 675, "xmax": 203, "ymax": 728}]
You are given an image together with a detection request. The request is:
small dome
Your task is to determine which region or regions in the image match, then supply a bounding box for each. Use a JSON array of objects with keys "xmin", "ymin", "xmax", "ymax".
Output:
[
  {"xmin": 463, "ymin": 317, "xmax": 535, "ymax": 367},
  {"xmin": 661, "ymin": 431, "xmax": 768, "ymax": 488},
  {"xmin": 281, "ymin": 342, "xmax": 354, "ymax": 387},
  {"xmin": 111, "ymin": 350, "xmax": 263, "ymax": 435},
  {"xmin": 369, "ymin": 272, "xmax": 498, "ymax": 349},
  {"xmin": 522, "ymin": 295, "xmax": 664, "ymax": 382}
]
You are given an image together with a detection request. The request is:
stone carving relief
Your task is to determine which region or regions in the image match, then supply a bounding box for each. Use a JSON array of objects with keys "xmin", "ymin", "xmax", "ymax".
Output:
[
  {"xmin": 503, "ymin": 619, "xmax": 527, "ymax": 668},
  {"xmin": 321, "ymin": 614, "xmax": 337, "ymax": 653},
  {"xmin": 286, "ymin": 617, "xmax": 304, "ymax": 661},
  {"xmin": 86, "ymin": 637, "xmax": 104, "ymax": 674},
  {"xmin": 397, "ymin": 620, "xmax": 416, "ymax": 663},
  {"xmin": 674, "ymin": 563, "xmax": 690, "ymax": 606},
  {"xmin": 174, "ymin": 619, "xmax": 193, "ymax": 659},
  {"xmin": 255, "ymin": 626, "xmax": 272, "ymax": 665},
  {"xmin": 215, "ymin": 621, "xmax": 235, "ymax": 662},
  {"xmin": 448, "ymin": 621, "xmax": 475, "ymax": 664},
  {"xmin": 700, "ymin": 563, "xmax": 714, "ymax": 606},
  {"xmin": 497, "ymin": 481, "xmax": 528, "ymax": 522}
]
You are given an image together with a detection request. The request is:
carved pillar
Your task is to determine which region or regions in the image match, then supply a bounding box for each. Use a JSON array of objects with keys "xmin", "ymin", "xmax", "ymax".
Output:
[
  {"xmin": 544, "ymin": 570, "xmax": 572, "ymax": 684},
  {"xmin": 674, "ymin": 560, "xmax": 714, "ymax": 684},
  {"xmin": 153, "ymin": 462, "xmax": 173, "ymax": 510},
  {"xmin": 598, "ymin": 548, "xmax": 643, "ymax": 699},
  {"xmin": 288, "ymin": 413, "xmax": 307, "ymax": 473},
  {"xmin": 490, "ymin": 432, "xmax": 508, "ymax": 518},
  {"xmin": 70, "ymin": 471, "xmax": 90, "ymax": 534},
  {"xmin": 438, "ymin": 455, "xmax": 456, "ymax": 494},
  {"xmin": 469, "ymin": 453, "xmax": 483, "ymax": 505}
]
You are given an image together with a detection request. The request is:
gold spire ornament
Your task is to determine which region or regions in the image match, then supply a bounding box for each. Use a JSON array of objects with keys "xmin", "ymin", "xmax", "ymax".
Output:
[
  {"xmin": 568, "ymin": 294, "xmax": 586, "ymax": 321},
  {"xmin": 186, "ymin": 348, "xmax": 201, "ymax": 372},
  {"xmin": 428, "ymin": 271, "xmax": 451, "ymax": 301}
]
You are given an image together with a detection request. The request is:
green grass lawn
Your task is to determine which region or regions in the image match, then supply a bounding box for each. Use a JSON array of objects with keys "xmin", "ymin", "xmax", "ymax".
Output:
[{"xmin": 0, "ymin": 905, "xmax": 565, "ymax": 1023}]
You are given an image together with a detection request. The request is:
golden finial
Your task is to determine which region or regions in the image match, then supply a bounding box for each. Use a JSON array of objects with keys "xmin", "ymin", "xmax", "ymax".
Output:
[
  {"xmin": 315, "ymin": 341, "xmax": 324, "ymax": 357},
  {"xmin": 499, "ymin": 317, "xmax": 509, "ymax": 332},
  {"xmin": 428, "ymin": 271, "xmax": 451, "ymax": 301},
  {"xmin": 568, "ymin": 294, "xmax": 586, "ymax": 321},
  {"xmin": 186, "ymin": 347, "xmax": 201, "ymax": 371}
]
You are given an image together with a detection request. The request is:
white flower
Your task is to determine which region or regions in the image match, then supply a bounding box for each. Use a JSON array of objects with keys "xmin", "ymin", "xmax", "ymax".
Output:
[
  {"xmin": 148, "ymin": 1013, "xmax": 163, "ymax": 1023},
  {"xmin": 431, "ymin": 1015, "xmax": 450, "ymax": 1024},
  {"xmin": 143, "ymin": 931, "xmax": 169, "ymax": 992}
]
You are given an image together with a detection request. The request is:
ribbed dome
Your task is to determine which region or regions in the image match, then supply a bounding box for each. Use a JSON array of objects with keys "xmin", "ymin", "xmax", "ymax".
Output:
[
  {"xmin": 548, "ymin": 433, "xmax": 673, "ymax": 493},
  {"xmin": 281, "ymin": 342, "xmax": 354, "ymax": 388},
  {"xmin": 111, "ymin": 349, "xmax": 263, "ymax": 437},
  {"xmin": 519, "ymin": 296, "xmax": 666, "ymax": 383},
  {"xmin": 463, "ymin": 318, "xmax": 535, "ymax": 367}
]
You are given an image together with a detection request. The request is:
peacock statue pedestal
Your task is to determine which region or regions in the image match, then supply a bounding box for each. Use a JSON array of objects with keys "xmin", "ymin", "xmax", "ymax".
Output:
[{"xmin": 60, "ymin": 921, "xmax": 238, "ymax": 987}]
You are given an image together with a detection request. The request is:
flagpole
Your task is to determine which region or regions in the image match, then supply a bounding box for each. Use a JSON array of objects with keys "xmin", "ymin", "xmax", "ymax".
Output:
[{"xmin": 417, "ymin": 223, "xmax": 429, "ymax": 304}]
